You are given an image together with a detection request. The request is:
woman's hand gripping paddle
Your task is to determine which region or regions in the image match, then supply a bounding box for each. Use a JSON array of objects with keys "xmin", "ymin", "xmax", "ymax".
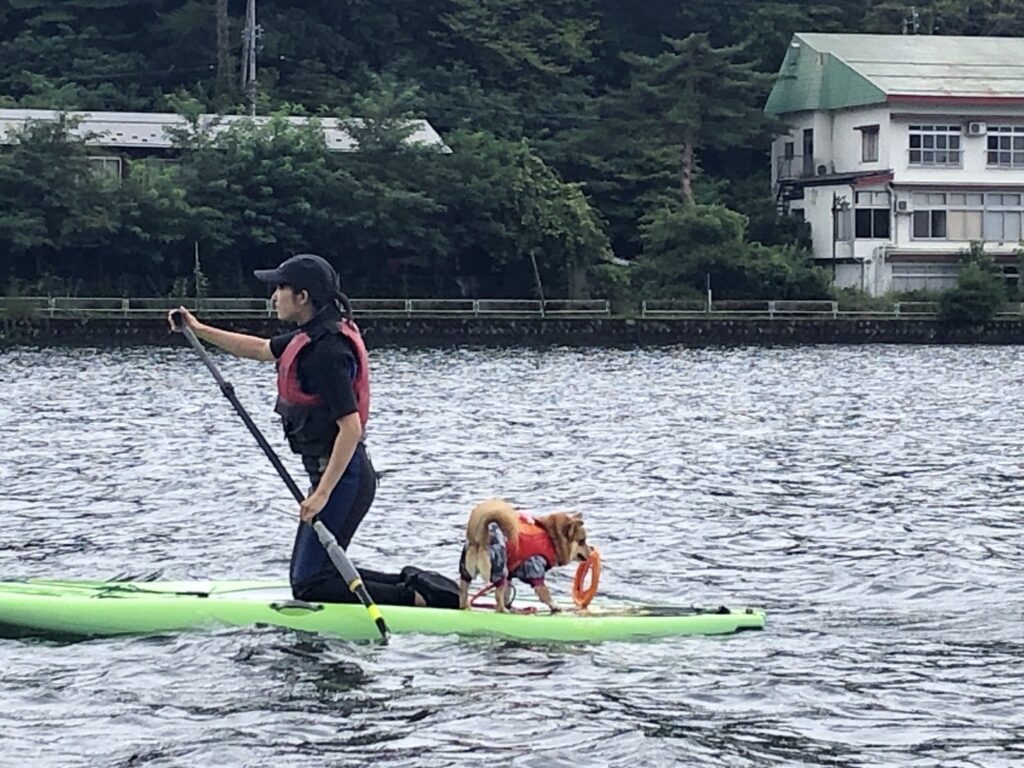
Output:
[{"xmin": 170, "ymin": 310, "xmax": 389, "ymax": 642}]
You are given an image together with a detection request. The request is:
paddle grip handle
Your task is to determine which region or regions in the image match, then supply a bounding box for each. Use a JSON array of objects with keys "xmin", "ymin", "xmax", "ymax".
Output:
[{"xmin": 170, "ymin": 310, "xmax": 185, "ymax": 331}]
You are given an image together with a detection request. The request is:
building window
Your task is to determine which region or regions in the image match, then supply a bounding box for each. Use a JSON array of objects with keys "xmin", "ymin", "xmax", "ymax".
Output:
[
  {"xmin": 859, "ymin": 126, "xmax": 879, "ymax": 162},
  {"xmin": 891, "ymin": 263, "xmax": 960, "ymax": 293},
  {"xmin": 948, "ymin": 192, "xmax": 984, "ymax": 206},
  {"xmin": 987, "ymin": 126, "xmax": 1024, "ymax": 168},
  {"xmin": 913, "ymin": 210, "xmax": 947, "ymax": 238},
  {"xmin": 909, "ymin": 190, "xmax": 1021, "ymax": 241},
  {"xmin": 778, "ymin": 141, "xmax": 797, "ymax": 179},
  {"xmin": 908, "ymin": 125, "xmax": 961, "ymax": 167},
  {"xmin": 834, "ymin": 207, "xmax": 852, "ymax": 241},
  {"xmin": 947, "ymin": 211, "xmax": 983, "ymax": 240},
  {"xmin": 984, "ymin": 193, "xmax": 1023, "ymax": 241},
  {"xmin": 854, "ymin": 190, "xmax": 890, "ymax": 238},
  {"xmin": 856, "ymin": 209, "xmax": 890, "ymax": 238},
  {"xmin": 132, "ymin": 157, "xmax": 180, "ymax": 184},
  {"xmin": 912, "ymin": 192, "xmax": 948, "ymax": 206},
  {"xmin": 986, "ymin": 192, "xmax": 1022, "ymax": 206},
  {"xmin": 1003, "ymin": 265, "xmax": 1019, "ymax": 294},
  {"xmin": 984, "ymin": 211, "xmax": 1022, "ymax": 241},
  {"xmin": 88, "ymin": 156, "xmax": 122, "ymax": 181}
]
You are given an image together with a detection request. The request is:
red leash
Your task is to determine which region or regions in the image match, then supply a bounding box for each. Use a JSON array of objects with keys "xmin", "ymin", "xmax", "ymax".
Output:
[{"xmin": 468, "ymin": 582, "xmax": 538, "ymax": 614}]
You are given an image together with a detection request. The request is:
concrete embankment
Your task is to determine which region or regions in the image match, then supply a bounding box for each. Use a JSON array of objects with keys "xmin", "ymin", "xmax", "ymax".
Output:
[{"xmin": 4, "ymin": 316, "xmax": 1024, "ymax": 345}]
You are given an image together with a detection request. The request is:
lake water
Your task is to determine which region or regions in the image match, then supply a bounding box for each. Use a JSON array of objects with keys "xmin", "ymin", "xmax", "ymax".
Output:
[{"xmin": 1, "ymin": 343, "xmax": 1021, "ymax": 767}]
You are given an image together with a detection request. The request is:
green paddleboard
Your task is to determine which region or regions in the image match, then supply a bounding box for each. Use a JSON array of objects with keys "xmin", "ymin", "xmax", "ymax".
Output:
[{"xmin": 0, "ymin": 579, "xmax": 765, "ymax": 643}]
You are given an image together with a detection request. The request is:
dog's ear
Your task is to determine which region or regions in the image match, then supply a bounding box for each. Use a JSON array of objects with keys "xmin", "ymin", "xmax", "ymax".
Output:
[
  {"xmin": 565, "ymin": 517, "xmax": 586, "ymax": 541},
  {"xmin": 569, "ymin": 512, "xmax": 583, "ymax": 521}
]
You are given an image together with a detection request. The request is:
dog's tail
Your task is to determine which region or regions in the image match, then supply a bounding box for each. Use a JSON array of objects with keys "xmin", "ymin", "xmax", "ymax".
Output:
[{"xmin": 466, "ymin": 499, "xmax": 520, "ymax": 549}]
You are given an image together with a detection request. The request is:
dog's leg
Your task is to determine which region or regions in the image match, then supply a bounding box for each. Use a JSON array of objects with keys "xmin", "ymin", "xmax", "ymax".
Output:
[
  {"xmin": 459, "ymin": 543, "xmax": 481, "ymax": 611},
  {"xmin": 495, "ymin": 582, "xmax": 508, "ymax": 613},
  {"xmin": 533, "ymin": 584, "xmax": 560, "ymax": 613}
]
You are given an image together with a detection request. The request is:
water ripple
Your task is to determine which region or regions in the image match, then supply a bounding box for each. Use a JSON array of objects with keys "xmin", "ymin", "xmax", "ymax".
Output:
[{"xmin": 1, "ymin": 343, "xmax": 1023, "ymax": 767}]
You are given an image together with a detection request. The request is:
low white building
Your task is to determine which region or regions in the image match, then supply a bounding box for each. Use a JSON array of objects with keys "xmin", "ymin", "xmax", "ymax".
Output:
[
  {"xmin": 0, "ymin": 108, "xmax": 447, "ymax": 178},
  {"xmin": 766, "ymin": 33, "xmax": 1024, "ymax": 296}
]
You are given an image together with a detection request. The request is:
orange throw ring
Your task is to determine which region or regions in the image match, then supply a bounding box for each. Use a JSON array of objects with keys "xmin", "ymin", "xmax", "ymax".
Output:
[{"xmin": 572, "ymin": 549, "xmax": 601, "ymax": 609}]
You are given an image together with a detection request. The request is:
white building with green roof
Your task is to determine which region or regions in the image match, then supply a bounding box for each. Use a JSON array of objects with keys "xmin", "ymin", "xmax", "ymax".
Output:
[{"xmin": 766, "ymin": 33, "xmax": 1024, "ymax": 296}]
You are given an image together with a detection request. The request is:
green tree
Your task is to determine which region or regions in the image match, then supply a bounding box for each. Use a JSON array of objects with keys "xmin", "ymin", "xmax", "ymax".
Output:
[
  {"xmin": 624, "ymin": 33, "xmax": 772, "ymax": 205},
  {"xmin": 0, "ymin": 118, "xmax": 121, "ymax": 292},
  {"xmin": 634, "ymin": 203, "xmax": 827, "ymax": 299},
  {"xmin": 424, "ymin": 131, "xmax": 610, "ymax": 298},
  {"xmin": 939, "ymin": 242, "xmax": 1007, "ymax": 327}
]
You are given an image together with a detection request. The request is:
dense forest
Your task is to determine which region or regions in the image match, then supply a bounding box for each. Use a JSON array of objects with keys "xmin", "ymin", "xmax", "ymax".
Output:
[{"xmin": 1, "ymin": 0, "xmax": 1022, "ymax": 301}]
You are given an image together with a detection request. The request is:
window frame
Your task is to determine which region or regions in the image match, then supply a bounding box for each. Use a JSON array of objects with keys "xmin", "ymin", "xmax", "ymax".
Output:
[
  {"xmin": 986, "ymin": 125, "xmax": 1024, "ymax": 169},
  {"xmin": 912, "ymin": 210, "xmax": 948, "ymax": 239},
  {"xmin": 908, "ymin": 189, "xmax": 1022, "ymax": 242},
  {"xmin": 908, "ymin": 125, "xmax": 962, "ymax": 168},
  {"xmin": 891, "ymin": 263, "xmax": 960, "ymax": 293},
  {"xmin": 859, "ymin": 125, "xmax": 880, "ymax": 163},
  {"xmin": 854, "ymin": 190, "xmax": 890, "ymax": 239}
]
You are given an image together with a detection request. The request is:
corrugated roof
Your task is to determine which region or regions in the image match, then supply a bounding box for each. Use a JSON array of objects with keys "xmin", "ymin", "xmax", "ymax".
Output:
[
  {"xmin": 765, "ymin": 33, "xmax": 1024, "ymax": 115},
  {"xmin": 0, "ymin": 109, "xmax": 447, "ymax": 151}
]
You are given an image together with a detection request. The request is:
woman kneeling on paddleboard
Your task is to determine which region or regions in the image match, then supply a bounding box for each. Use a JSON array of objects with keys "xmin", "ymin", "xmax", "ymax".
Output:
[{"xmin": 169, "ymin": 254, "xmax": 457, "ymax": 609}]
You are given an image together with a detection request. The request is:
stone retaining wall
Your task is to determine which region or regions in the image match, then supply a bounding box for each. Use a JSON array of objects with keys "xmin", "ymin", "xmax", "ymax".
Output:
[{"xmin": 4, "ymin": 316, "xmax": 1024, "ymax": 346}]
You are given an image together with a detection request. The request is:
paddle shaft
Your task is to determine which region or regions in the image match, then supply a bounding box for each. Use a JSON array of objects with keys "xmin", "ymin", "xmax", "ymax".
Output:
[{"xmin": 170, "ymin": 311, "xmax": 389, "ymax": 642}]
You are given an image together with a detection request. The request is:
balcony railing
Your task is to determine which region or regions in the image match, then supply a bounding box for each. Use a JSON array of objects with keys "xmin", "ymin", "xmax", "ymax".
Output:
[{"xmin": 777, "ymin": 155, "xmax": 813, "ymax": 180}]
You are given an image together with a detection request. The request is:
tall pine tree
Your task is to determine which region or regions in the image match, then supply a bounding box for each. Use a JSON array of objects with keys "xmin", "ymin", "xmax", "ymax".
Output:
[{"xmin": 625, "ymin": 33, "xmax": 770, "ymax": 205}]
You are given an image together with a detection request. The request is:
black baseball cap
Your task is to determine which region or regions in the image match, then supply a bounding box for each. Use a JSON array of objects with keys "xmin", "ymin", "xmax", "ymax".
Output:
[{"xmin": 254, "ymin": 254, "xmax": 340, "ymax": 302}]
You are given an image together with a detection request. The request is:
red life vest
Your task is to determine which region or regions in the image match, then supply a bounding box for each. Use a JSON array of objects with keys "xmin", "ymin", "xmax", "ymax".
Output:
[
  {"xmin": 275, "ymin": 319, "xmax": 370, "ymax": 454},
  {"xmin": 506, "ymin": 513, "xmax": 558, "ymax": 574}
]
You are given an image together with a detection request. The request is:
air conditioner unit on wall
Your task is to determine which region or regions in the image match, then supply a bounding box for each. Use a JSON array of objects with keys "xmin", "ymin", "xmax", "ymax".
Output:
[
  {"xmin": 967, "ymin": 121, "xmax": 987, "ymax": 136},
  {"xmin": 895, "ymin": 199, "xmax": 913, "ymax": 213}
]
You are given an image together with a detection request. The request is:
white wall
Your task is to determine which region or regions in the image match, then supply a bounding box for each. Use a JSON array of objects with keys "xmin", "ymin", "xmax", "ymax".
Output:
[
  {"xmin": 774, "ymin": 106, "xmax": 890, "ymax": 180},
  {"xmin": 830, "ymin": 105, "xmax": 891, "ymax": 174},
  {"xmin": 795, "ymin": 182, "xmax": 856, "ymax": 264},
  {"xmin": 773, "ymin": 102, "xmax": 1024, "ymax": 296},
  {"xmin": 772, "ymin": 115, "xmax": 811, "ymax": 185},
  {"xmin": 890, "ymin": 121, "xmax": 1024, "ymax": 186}
]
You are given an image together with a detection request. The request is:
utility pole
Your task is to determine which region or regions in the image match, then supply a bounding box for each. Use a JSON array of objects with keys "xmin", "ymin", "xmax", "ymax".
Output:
[
  {"xmin": 831, "ymin": 193, "xmax": 851, "ymax": 285},
  {"xmin": 529, "ymin": 252, "xmax": 546, "ymax": 317},
  {"xmin": 240, "ymin": 0, "xmax": 258, "ymax": 116},
  {"xmin": 215, "ymin": 0, "xmax": 230, "ymax": 95},
  {"xmin": 902, "ymin": 6, "xmax": 921, "ymax": 35}
]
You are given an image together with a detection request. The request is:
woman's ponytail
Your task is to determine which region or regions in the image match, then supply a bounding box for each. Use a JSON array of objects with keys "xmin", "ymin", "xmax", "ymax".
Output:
[{"xmin": 336, "ymin": 290, "xmax": 354, "ymax": 322}]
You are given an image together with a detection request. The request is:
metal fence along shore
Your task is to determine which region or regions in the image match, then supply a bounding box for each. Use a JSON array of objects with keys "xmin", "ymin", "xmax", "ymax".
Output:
[{"xmin": 4, "ymin": 296, "xmax": 1024, "ymax": 321}]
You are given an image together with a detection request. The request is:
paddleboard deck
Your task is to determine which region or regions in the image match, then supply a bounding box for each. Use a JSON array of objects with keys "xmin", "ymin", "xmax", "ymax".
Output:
[{"xmin": 0, "ymin": 579, "xmax": 766, "ymax": 643}]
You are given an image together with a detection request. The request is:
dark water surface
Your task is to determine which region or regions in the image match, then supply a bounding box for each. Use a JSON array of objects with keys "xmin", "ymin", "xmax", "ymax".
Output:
[{"xmin": 1, "ymin": 344, "xmax": 1022, "ymax": 767}]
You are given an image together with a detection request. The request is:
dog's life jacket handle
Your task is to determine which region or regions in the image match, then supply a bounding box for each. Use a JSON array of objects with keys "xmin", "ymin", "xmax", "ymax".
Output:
[{"xmin": 572, "ymin": 549, "xmax": 601, "ymax": 609}]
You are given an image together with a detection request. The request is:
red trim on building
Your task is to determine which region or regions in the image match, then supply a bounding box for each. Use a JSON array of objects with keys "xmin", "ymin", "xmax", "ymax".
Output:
[
  {"xmin": 888, "ymin": 94, "xmax": 1024, "ymax": 106},
  {"xmin": 853, "ymin": 172, "xmax": 894, "ymax": 187},
  {"xmin": 892, "ymin": 182, "xmax": 1024, "ymax": 190}
]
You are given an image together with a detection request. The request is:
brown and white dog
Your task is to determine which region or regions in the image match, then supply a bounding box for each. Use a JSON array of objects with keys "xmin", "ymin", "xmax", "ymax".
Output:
[{"xmin": 458, "ymin": 498, "xmax": 592, "ymax": 613}]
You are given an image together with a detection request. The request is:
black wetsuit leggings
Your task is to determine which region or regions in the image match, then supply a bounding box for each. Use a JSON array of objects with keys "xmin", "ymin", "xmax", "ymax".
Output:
[
  {"xmin": 290, "ymin": 443, "xmax": 377, "ymax": 600},
  {"xmin": 287, "ymin": 445, "xmax": 460, "ymax": 608}
]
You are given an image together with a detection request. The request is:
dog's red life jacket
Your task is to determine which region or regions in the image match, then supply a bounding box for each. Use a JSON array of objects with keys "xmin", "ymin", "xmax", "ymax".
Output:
[
  {"xmin": 275, "ymin": 320, "xmax": 370, "ymax": 453},
  {"xmin": 506, "ymin": 513, "xmax": 558, "ymax": 573}
]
